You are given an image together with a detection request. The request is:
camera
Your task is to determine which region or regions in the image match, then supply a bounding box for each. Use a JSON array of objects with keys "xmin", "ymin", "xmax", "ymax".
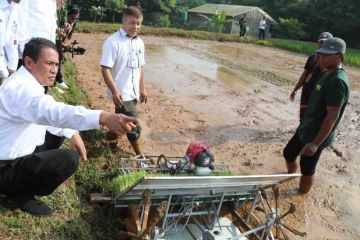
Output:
[{"xmin": 70, "ymin": 40, "xmax": 86, "ymax": 57}]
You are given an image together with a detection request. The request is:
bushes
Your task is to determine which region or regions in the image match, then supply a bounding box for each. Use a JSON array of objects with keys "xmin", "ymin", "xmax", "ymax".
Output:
[
  {"xmin": 272, "ymin": 18, "xmax": 307, "ymax": 40},
  {"xmin": 159, "ymin": 15, "xmax": 171, "ymax": 27}
]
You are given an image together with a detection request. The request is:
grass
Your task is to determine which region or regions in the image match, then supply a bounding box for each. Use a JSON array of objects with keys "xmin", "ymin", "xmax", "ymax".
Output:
[
  {"xmin": 77, "ymin": 22, "xmax": 360, "ymax": 68},
  {"xmin": 256, "ymin": 38, "xmax": 360, "ymax": 67}
]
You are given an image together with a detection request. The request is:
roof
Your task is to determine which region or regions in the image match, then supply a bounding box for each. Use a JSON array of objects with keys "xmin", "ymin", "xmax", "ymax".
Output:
[{"xmin": 188, "ymin": 3, "xmax": 276, "ymax": 22}]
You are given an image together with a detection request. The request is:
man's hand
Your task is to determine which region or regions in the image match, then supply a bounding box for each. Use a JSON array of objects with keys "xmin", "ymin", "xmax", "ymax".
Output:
[
  {"xmin": 70, "ymin": 132, "xmax": 87, "ymax": 161},
  {"xmin": 300, "ymin": 142, "xmax": 319, "ymax": 157},
  {"xmin": 100, "ymin": 112, "xmax": 138, "ymax": 136},
  {"xmin": 56, "ymin": 0, "xmax": 65, "ymax": 10},
  {"xmin": 290, "ymin": 90, "xmax": 297, "ymax": 102},
  {"xmin": 112, "ymin": 91, "xmax": 123, "ymax": 107},
  {"xmin": 140, "ymin": 90, "xmax": 147, "ymax": 104}
]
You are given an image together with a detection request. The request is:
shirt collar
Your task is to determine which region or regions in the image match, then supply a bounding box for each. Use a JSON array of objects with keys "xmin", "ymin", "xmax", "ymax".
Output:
[
  {"xmin": 119, "ymin": 28, "xmax": 138, "ymax": 39},
  {"xmin": 18, "ymin": 66, "xmax": 47, "ymax": 93}
]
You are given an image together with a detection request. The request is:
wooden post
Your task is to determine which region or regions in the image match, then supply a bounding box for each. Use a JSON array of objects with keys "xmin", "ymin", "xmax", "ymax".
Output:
[
  {"xmin": 142, "ymin": 201, "xmax": 168, "ymax": 237},
  {"xmin": 141, "ymin": 189, "xmax": 152, "ymax": 233}
]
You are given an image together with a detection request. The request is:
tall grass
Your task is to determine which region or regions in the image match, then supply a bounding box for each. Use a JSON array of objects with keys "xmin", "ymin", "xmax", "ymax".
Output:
[
  {"xmin": 258, "ymin": 38, "xmax": 360, "ymax": 67},
  {"xmin": 77, "ymin": 22, "xmax": 360, "ymax": 68}
]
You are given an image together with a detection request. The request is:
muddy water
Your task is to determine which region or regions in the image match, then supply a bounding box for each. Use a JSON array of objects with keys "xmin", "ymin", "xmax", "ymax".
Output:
[
  {"xmin": 145, "ymin": 43, "xmax": 262, "ymax": 127},
  {"xmin": 144, "ymin": 39, "xmax": 360, "ymax": 240},
  {"xmin": 72, "ymin": 33, "xmax": 360, "ymax": 240}
]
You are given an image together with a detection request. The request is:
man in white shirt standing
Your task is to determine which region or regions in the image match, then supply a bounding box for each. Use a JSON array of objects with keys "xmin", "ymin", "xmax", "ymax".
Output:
[
  {"xmin": 0, "ymin": 38, "xmax": 138, "ymax": 216},
  {"xmin": 16, "ymin": 0, "xmax": 62, "ymax": 70},
  {"xmin": 0, "ymin": 0, "xmax": 20, "ymax": 84},
  {"xmin": 100, "ymin": 6, "xmax": 147, "ymax": 155},
  {"xmin": 258, "ymin": 16, "xmax": 267, "ymax": 39}
]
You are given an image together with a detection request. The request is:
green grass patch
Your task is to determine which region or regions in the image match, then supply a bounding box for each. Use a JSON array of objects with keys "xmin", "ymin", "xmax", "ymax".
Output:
[
  {"xmin": 77, "ymin": 22, "xmax": 360, "ymax": 68},
  {"xmin": 259, "ymin": 38, "xmax": 360, "ymax": 67}
]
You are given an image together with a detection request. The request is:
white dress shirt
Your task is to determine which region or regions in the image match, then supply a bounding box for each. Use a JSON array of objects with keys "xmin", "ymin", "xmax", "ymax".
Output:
[
  {"xmin": 259, "ymin": 19, "xmax": 267, "ymax": 29},
  {"xmin": 26, "ymin": 0, "xmax": 58, "ymax": 43},
  {"xmin": 0, "ymin": 67, "xmax": 102, "ymax": 160},
  {"xmin": 0, "ymin": 0, "xmax": 19, "ymax": 75},
  {"xmin": 15, "ymin": 0, "xmax": 29, "ymax": 58},
  {"xmin": 100, "ymin": 28, "xmax": 145, "ymax": 101}
]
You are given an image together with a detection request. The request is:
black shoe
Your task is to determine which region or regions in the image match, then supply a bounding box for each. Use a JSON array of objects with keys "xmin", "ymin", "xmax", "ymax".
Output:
[{"xmin": 4, "ymin": 195, "xmax": 52, "ymax": 217}]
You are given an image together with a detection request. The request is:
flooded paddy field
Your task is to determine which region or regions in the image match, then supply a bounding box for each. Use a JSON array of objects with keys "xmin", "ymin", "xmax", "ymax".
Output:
[{"xmin": 73, "ymin": 33, "xmax": 360, "ymax": 240}]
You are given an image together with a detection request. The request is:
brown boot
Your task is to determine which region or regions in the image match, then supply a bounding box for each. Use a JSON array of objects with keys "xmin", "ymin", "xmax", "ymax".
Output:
[{"xmin": 130, "ymin": 140, "xmax": 142, "ymax": 155}]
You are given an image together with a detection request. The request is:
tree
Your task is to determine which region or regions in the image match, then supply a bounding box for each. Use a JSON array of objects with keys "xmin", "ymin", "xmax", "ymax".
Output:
[
  {"xmin": 198, "ymin": 8, "xmax": 227, "ymax": 33},
  {"xmin": 105, "ymin": 0, "xmax": 126, "ymax": 23},
  {"xmin": 272, "ymin": 18, "xmax": 307, "ymax": 40},
  {"xmin": 136, "ymin": 0, "xmax": 177, "ymax": 13},
  {"xmin": 159, "ymin": 15, "xmax": 171, "ymax": 27},
  {"xmin": 89, "ymin": 5, "xmax": 106, "ymax": 22}
]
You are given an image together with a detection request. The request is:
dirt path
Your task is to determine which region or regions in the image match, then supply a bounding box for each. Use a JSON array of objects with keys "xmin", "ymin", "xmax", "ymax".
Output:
[{"xmin": 72, "ymin": 33, "xmax": 360, "ymax": 240}]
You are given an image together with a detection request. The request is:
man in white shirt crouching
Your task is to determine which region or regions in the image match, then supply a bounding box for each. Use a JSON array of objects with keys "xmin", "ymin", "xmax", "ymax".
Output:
[{"xmin": 0, "ymin": 38, "xmax": 138, "ymax": 216}]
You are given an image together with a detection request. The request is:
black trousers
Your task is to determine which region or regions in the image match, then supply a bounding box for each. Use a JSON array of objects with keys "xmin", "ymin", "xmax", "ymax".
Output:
[
  {"xmin": 55, "ymin": 40, "xmax": 64, "ymax": 84},
  {"xmin": 258, "ymin": 29, "xmax": 266, "ymax": 39},
  {"xmin": 240, "ymin": 25, "xmax": 246, "ymax": 37},
  {"xmin": 0, "ymin": 132, "xmax": 79, "ymax": 197},
  {"xmin": 283, "ymin": 130, "xmax": 325, "ymax": 176}
]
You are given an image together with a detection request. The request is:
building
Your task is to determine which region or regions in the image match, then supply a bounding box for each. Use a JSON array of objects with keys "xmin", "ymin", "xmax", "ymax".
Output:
[{"xmin": 187, "ymin": 4, "xmax": 276, "ymax": 37}]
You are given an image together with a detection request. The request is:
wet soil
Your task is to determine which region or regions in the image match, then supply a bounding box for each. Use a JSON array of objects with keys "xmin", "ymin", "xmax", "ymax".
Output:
[{"xmin": 72, "ymin": 33, "xmax": 360, "ymax": 240}]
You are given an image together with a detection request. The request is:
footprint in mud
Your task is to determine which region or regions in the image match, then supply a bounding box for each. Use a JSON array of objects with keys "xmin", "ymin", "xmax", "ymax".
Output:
[
  {"xmin": 236, "ymin": 104, "xmax": 251, "ymax": 116},
  {"xmin": 197, "ymin": 94, "xmax": 210, "ymax": 100},
  {"xmin": 241, "ymin": 159, "xmax": 264, "ymax": 169}
]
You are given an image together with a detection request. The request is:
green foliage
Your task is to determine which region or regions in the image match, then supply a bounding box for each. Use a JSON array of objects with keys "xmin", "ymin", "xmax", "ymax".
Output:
[
  {"xmin": 105, "ymin": 0, "xmax": 126, "ymax": 23},
  {"xmin": 175, "ymin": 0, "xmax": 206, "ymax": 12},
  {"xmin": 50, "ymin": 59, "xmax": 90, "ymax": 106},
  {"xmin": 159, "ymin": 15, "xmax": 171, "ymax": 27},
  {"xmin": 272, "ymin": 18, "xmax": 307, "ymax": 40},
  {"xmin": 89, "ymin": 5, "xmax": 106, "ymax": 23},
  {"xmin": 138, "ymin": 0, "xmax": 177, "ymax": 13},
  {"xmin": 211, "ymin": 8, "xmax": 227, "ymax": 33},
  {"xmin": 74, "ymin": 0, "xmax": 360, "ymax": 47},
  {"xmin": 197, "ymin": 8, "xmax": 227, "ymax": 33}
]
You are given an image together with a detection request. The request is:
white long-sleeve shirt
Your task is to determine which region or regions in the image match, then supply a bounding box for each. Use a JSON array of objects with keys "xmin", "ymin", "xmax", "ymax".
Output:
[
  {"xmin": 0, "ymin": 0, "xmax": 19, "ymax": 74},
  {"xmin": 0, "ymin": 67, "xmax": 102, "ymax": 160},
  {"xmin": 27, "ymin": 0, "xmax": 58, "ymax": 43}
]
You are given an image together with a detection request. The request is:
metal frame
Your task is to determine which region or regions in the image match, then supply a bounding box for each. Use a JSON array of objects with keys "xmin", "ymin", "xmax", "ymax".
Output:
[{"xmin": 113, "ymin": 174, "xmax": 300, "ymax": 239}]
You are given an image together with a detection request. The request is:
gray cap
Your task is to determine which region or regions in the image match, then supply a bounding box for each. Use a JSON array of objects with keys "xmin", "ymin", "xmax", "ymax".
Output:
[
  {"xmin": 316, "ymin": 37, "xmax": 346, "ymax": 55},
  {"xmin": 317, "ymin": 32, "xmax": 333, "ymax": 41}
]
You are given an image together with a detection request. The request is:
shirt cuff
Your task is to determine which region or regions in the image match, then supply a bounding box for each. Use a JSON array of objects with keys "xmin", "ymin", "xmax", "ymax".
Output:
[
  {"xmin": 84, "ymin": 109, "xmax": 102, "ymax": 129},
  {"xmin": 63, "ymin": 129, "xmax": 78, "ymax": 139}
]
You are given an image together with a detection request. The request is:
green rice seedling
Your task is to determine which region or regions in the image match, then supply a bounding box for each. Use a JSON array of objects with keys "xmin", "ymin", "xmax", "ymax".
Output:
[{"xmin": 110, "ymin": 171, "xmax": 171, "ymax": 195}]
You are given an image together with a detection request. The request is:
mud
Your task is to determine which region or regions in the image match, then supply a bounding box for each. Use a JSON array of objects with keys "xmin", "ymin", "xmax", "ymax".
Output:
[{"xmin": 72, "ymin": 33, "xmax": 360, "ymax": 240}]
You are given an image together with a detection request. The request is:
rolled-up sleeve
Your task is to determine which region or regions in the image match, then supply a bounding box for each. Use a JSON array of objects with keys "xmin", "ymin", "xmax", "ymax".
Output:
[{"xmin": 100, "ymin": 37, "xmax": 117, "ymax": 68}]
